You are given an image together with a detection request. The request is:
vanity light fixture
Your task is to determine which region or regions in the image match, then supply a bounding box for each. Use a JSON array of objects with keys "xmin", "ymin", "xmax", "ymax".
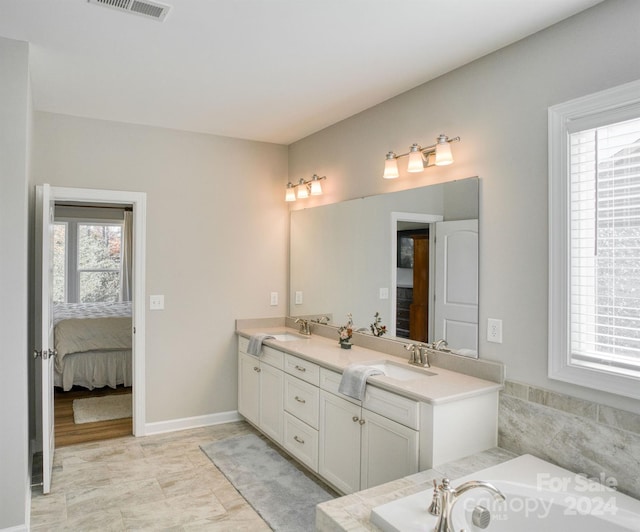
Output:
[
  {"xmin": 383, "ymin": 134, "xmax": 460, "ymax": 179},
  {"xmin": 285, "ymin": 174, "xmax": 327, "ymax": 202}
]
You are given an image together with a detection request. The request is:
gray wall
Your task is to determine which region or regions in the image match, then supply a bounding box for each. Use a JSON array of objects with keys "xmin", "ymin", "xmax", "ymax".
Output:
[
  {"xmin": 31, "ymin": 112, "xmax": 289, "ymax": 424},
  {"xmin": 0, "ymin": 36, "xmax": 31, "ymax": 530},
  {"xmin": 288, "ymin": 0, "xmax": 640, "ymax": 413}
]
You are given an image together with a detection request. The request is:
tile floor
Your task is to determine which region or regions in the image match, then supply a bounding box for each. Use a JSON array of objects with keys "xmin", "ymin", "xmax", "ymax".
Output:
[{"xmin": 31, "ymin": 421, "xmax": 275, "ymax": 530}]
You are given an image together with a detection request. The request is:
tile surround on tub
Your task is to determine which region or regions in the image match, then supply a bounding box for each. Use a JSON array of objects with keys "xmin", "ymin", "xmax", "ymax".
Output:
[{"xmin": 499, "ymin": 380, "xmax": 640, "ymax": 500}]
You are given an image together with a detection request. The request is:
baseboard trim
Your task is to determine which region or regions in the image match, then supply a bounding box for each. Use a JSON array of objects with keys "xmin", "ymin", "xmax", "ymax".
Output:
[
  {"xmin": 1, "ymin": 524, "xmax": 29, "ymax": 532},
  {"xmin": 144, "ymin": 410, "xmax": 242, "ymax": 436}
]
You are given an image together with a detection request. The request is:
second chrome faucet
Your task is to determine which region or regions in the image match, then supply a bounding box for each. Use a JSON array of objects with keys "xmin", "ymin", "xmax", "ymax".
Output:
[{"xmin": 404, "ymin": 343, "xmax": 431, "ymax": 368}]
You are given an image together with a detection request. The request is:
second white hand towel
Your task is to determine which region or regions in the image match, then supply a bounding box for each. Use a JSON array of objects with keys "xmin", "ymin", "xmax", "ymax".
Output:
[{"xmin": 338, "ymin": 364, "xmax": 385, "ymax": 401}]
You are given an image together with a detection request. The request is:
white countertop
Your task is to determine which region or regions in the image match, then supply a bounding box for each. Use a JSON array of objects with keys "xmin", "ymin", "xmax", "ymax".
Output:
[{"xmin": 236, "ymin": 326, "xmax": 502, "ymax": 405}]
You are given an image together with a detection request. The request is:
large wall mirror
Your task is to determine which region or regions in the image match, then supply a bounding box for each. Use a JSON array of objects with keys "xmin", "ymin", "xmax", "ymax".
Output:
[{"xmin": 289, "ymin": 176, "xmax": 479, "ymax": 357}]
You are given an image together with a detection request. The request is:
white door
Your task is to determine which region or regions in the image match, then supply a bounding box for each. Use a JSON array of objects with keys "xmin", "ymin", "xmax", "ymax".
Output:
[
  {"xmin": 318, "ymin": 390, "xmax": 361, "ymax": 494},
  {"xmin": 258, "ymin": 362, "xmax": 284, "ymax": 444},
  {"xmin": 35, "ymin": 184, "xmax": 55, "ymax": 494},
  {"xmin": 238, "ymin": 352, "xmax": 260, "ymax": 425},
  {"xmin": 360, "ymin": 409, "xmax": 419, "ymax": 490},
  {"xmin": 433, "ymin": 219, "xmax": 479, "ymax": 355}
]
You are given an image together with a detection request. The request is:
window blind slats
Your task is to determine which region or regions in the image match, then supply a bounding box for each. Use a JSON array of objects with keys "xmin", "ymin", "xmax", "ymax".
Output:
[{"xmin": 569, "ymin": 116, "xmax": 640, "ymax": 375}]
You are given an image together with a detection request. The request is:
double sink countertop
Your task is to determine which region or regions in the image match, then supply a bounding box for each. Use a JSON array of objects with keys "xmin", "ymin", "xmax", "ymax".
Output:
[{"xmin": 236, "ymin": 326, "xmax": 502, "ymax": 405}]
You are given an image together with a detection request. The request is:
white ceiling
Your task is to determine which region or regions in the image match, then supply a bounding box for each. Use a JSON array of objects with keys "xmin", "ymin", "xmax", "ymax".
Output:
[{"xmin": 1, "ymin": 0, "xmax": 603, "ymax": 145}]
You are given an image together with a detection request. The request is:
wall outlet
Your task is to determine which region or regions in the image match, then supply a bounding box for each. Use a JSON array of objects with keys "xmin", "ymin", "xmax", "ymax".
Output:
[
  {"xmin": 487, "ymin": 318, "xmax": 503, "ymax": 343},
  {"xmin": 295, "ymin": 291, "xmax": 303, "ymax": 305},
  {"xmin": 149, "ymin": 295, "xmax": 164, "ymax": 310},
  {"xmin": 270, "ymin": 292, "xmax": 278, "ymax": 306}
]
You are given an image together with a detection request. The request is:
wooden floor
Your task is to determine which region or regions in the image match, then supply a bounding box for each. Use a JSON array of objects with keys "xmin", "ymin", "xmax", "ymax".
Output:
[{"xmin": 54, "ymin": 385, "xmax": 132, "ymax": 447}]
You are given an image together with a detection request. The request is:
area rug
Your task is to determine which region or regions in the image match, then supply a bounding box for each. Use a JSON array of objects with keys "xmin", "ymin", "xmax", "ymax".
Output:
[
  {"xmin": 201, "ymin": 433, "xmax": 335, "ymax": 531},
  {"xmin": 72, "ymin": 393, "xmax": 132, "ymax": 424}
]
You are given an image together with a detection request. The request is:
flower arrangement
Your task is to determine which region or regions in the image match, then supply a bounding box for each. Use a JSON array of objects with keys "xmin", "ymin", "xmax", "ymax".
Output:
[
  {"xmin": 338, "ymin": 313, "xmax": 353, "ymax": 348},
  {"xmin": 370, "ymin": 312, "xmax": 387, "ymax": 337}
]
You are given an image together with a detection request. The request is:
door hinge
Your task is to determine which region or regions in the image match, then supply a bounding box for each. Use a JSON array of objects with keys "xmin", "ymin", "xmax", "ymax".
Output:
[{"xmin": 33, "ymin": 349, "xmax": 57, "ymax": 360}]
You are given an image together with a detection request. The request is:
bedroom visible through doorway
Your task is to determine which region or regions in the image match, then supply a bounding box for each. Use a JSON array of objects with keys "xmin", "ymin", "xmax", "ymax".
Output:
[{"xmin": 52, "ymin": 201, "xmax": 134, "ymax": 446}]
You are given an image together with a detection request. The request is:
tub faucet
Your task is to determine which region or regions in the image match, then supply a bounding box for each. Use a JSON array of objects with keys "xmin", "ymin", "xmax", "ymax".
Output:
[
  {"xmin": 429, "ymin": 477, "xmax": 506, "ymax": 532},
  {"xmin": 295, "ymin": 318, "xmax": 311, "ymax": 336}
]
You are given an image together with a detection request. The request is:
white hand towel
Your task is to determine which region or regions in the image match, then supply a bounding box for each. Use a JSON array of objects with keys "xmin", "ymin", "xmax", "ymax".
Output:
[
  {"xmin": 247, "ymin": 334, "xmax": 274, "ymax": 356},
  {"xmin": 338, "ymin": 364, "xmax": 385, "ymax": 401}
]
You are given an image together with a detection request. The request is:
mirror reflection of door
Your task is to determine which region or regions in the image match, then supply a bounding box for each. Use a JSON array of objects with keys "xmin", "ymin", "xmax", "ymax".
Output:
[{"xmin": 396, "ymin": 227, "xmax": 430, "ymax": 341}]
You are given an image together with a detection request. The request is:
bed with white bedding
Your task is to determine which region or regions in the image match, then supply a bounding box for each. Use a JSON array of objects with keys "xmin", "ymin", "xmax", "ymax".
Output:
[{"xmin": 53, "ymin": 302, "xmax": 132, "ymax": 391}]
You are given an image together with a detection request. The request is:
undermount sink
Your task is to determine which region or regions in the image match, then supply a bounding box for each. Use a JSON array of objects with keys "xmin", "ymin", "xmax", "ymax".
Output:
[
  {"xmin": 267, "ymin": 333, "xmax": 305, "ymax": 342},
  {"xmin": 364, "ymin": 360, "xmax": 437, "ymax": 381}
]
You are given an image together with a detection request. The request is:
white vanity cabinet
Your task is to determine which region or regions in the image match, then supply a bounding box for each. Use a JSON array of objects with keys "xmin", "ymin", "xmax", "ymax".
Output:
[
  {"xmin": 237, "ymin": 333, "xmax": 499, "ymax": 497},
  {"xmin": 237, "ymin": 339, "xmax": 284, "ymax": 444},
  {"xmin": 282, "ymin": 355, "xmax": 321, "ymax": 471},
  {"xmin": 318, "ymin": 369, "xmax": 419, "ymax": 494}
]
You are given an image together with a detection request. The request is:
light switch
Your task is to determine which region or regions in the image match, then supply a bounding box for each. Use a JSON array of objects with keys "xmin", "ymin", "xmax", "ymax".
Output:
[
  {"xmin": 150, "ymin": 295, "xmax": 164, "ymax": 310},
  {"xmin": 295, "ymin": 291, "xmax": 303, "ymax": 305},
  {"xmin": 270, "ymin": 292, "xmax": 278, "ymax": 306},
  {"xmin": 379, "ymin": 287, "xmax": 389, "ymax": 300}
]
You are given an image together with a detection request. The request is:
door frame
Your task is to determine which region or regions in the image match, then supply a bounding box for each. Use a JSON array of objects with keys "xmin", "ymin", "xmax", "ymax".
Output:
[
  {"xmin": 51, "ymin": 186, "xmax": 147, "ymax": 435},
  {"xmin": 389, "ymin": 212, "xmax": 442, "ymax": 337}
]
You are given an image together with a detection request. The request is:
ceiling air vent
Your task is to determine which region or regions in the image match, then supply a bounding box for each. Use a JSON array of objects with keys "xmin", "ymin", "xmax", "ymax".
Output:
[{"xmin": 88, "ymin": 0, "xmax": 171, "ymax": 22}]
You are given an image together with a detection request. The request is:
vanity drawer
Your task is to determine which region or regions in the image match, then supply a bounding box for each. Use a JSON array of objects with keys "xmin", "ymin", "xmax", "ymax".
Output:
[
  {"xmin": 284, "ymin": 374, "xmax": 319, "ymax": 429},
  {"xmin": 319, "ymin": 368, "xmax": 361, "ymax": 405},
  {"xmin": 284, "ymin": 354, "xmax": 320, "ymax": 386},
  {"xmin": 261, "ymin": 346, "xmax": 284, "ymax": 369},
  {"xmin": 237, "ymin": 337, "xmax": 283, "ymax": 369},
  {"xmin": 363, "ymin": 386, "xmax": 419, "ymax": 430},
  {"xmin": 283, "ymin": 412, "xmax": 318, "ymax": 472}
]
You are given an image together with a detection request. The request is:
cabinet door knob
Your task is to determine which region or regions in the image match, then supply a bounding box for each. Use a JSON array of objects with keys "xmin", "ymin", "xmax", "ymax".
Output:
[
  {"xmin": 359, "ymin": 418, "xmax": 366, "ymax": 425},
  {"xmin": 294, "ymin": 396, "xmax": 306, "ymax": 404},
  {"xmin": 352, "ymin": 416, "xmax": 360, "ymax": 422},
  {"xmin": 253, "ymin": 366, "xmax": 261, "ymax": 372},
  {"xmin": 294, "ymin": 435, "xmax": 305, "ymax": 444}
]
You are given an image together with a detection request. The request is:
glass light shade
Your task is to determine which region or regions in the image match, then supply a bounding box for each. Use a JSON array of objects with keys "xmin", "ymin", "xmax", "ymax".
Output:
[
  {"xmin": 383, "ymin": 153, "xmax": 399, "ymax": 179},
  {"xmin": 310, "ymin": 177, "xmax": 323, "ymax": 196},
  {"xmin": 285, "ymin": 185, "xmax": 296, "ymax": 202},
  {"xmin": 297, "ymin": 179, "xmax": 309, "ymax": 199},
  {"xmin": 435, "ymin": 138, "xmax": 453, "ymax": 166},
  {"xmin": 407, "ymin": 144, "xmax": 424, "ymax": 172}
]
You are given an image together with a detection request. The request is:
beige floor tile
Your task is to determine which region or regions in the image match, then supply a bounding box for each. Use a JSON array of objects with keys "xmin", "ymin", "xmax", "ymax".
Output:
[{"xmin": 32, "ymin": 421, "xmax": 271, "ymax": 531}]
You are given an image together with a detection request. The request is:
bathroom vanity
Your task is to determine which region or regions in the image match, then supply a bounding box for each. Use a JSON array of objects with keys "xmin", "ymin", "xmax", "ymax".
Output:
[{"xmin": 236, "ymin": 324, "xmax": 502, "ymax": 496}]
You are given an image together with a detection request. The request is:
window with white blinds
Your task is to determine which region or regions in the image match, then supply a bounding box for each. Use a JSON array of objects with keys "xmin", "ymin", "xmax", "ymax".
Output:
[
  {"xmin": 569, "ymin": 118, "xmax": 640, "ymax": 376},
  {"xmin": 549, "ymin": 79, "xmax": 640, "ymax": 399}
]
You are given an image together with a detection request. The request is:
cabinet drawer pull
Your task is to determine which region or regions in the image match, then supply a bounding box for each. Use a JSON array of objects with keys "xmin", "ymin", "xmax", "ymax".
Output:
[
  {"xmin": 293, "ymin": 435, "xmax": 305, "ymax": 444},
  {"xmin": 294, "ymin": 396, "xmax": 306, "ymax": 404},
  {"xmin": 352, "ymin": 416, "xmax": 360, "ymax": 422},
  {"xmin": 294, "ymin": 365, "xmax": 306, "ymax": 372},
  {"xmin": 253, "ymin": 366, "xmax": 261, "ymax": 372}
]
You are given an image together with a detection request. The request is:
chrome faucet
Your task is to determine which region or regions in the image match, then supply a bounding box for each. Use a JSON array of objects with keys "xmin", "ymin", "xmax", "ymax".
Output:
[
  {"xmin": 432, "ymin": 339, "xmax": 448, "ymax": 351},
  {"xmin": 429, "ymin": 477, "xmax": 506, "ymax": 532},
  {"xmin": 404, "ymin": 343, "xmax": 419, "ymax": 364},
  {"xmin": 295, "ymin": 318, "xmax": 311, "ymax": 335},
  {"xmin": 404, "ymin": 343, "xmax": 431, "ymax": 367}
]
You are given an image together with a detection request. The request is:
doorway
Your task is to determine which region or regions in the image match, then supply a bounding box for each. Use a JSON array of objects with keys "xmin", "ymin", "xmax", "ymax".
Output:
[
  {"xmin": 52, "ymin": 200, "xmax": 135, "ymax": 446},
  {"xmin": 390, "ymin": 212, "xmax": 442, "ymax": 339},
  {"xmin": 36, "ymin": 185, "xmax": 146, "ymax": 492}
]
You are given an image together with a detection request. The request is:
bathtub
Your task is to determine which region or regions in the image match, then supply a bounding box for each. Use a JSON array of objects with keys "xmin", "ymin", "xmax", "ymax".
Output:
[{"xmin": 371, "ymin": 454, "xmax": 640, "ymax": 531}]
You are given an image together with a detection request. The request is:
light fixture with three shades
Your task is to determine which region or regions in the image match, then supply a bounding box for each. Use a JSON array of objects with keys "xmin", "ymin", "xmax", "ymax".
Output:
[{"xmin": 383, "ymin": 134, "xmax": 460, "ymax": 179}]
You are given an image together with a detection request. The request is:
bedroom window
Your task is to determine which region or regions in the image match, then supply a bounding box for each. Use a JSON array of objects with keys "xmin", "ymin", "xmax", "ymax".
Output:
[
  {"xmin": 53, "ymin": 220, "xmax": 123, "ymax": 303},
  {"xmin": 549, "ymin": 80, "xmax": 640, "ymax": 400}
]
